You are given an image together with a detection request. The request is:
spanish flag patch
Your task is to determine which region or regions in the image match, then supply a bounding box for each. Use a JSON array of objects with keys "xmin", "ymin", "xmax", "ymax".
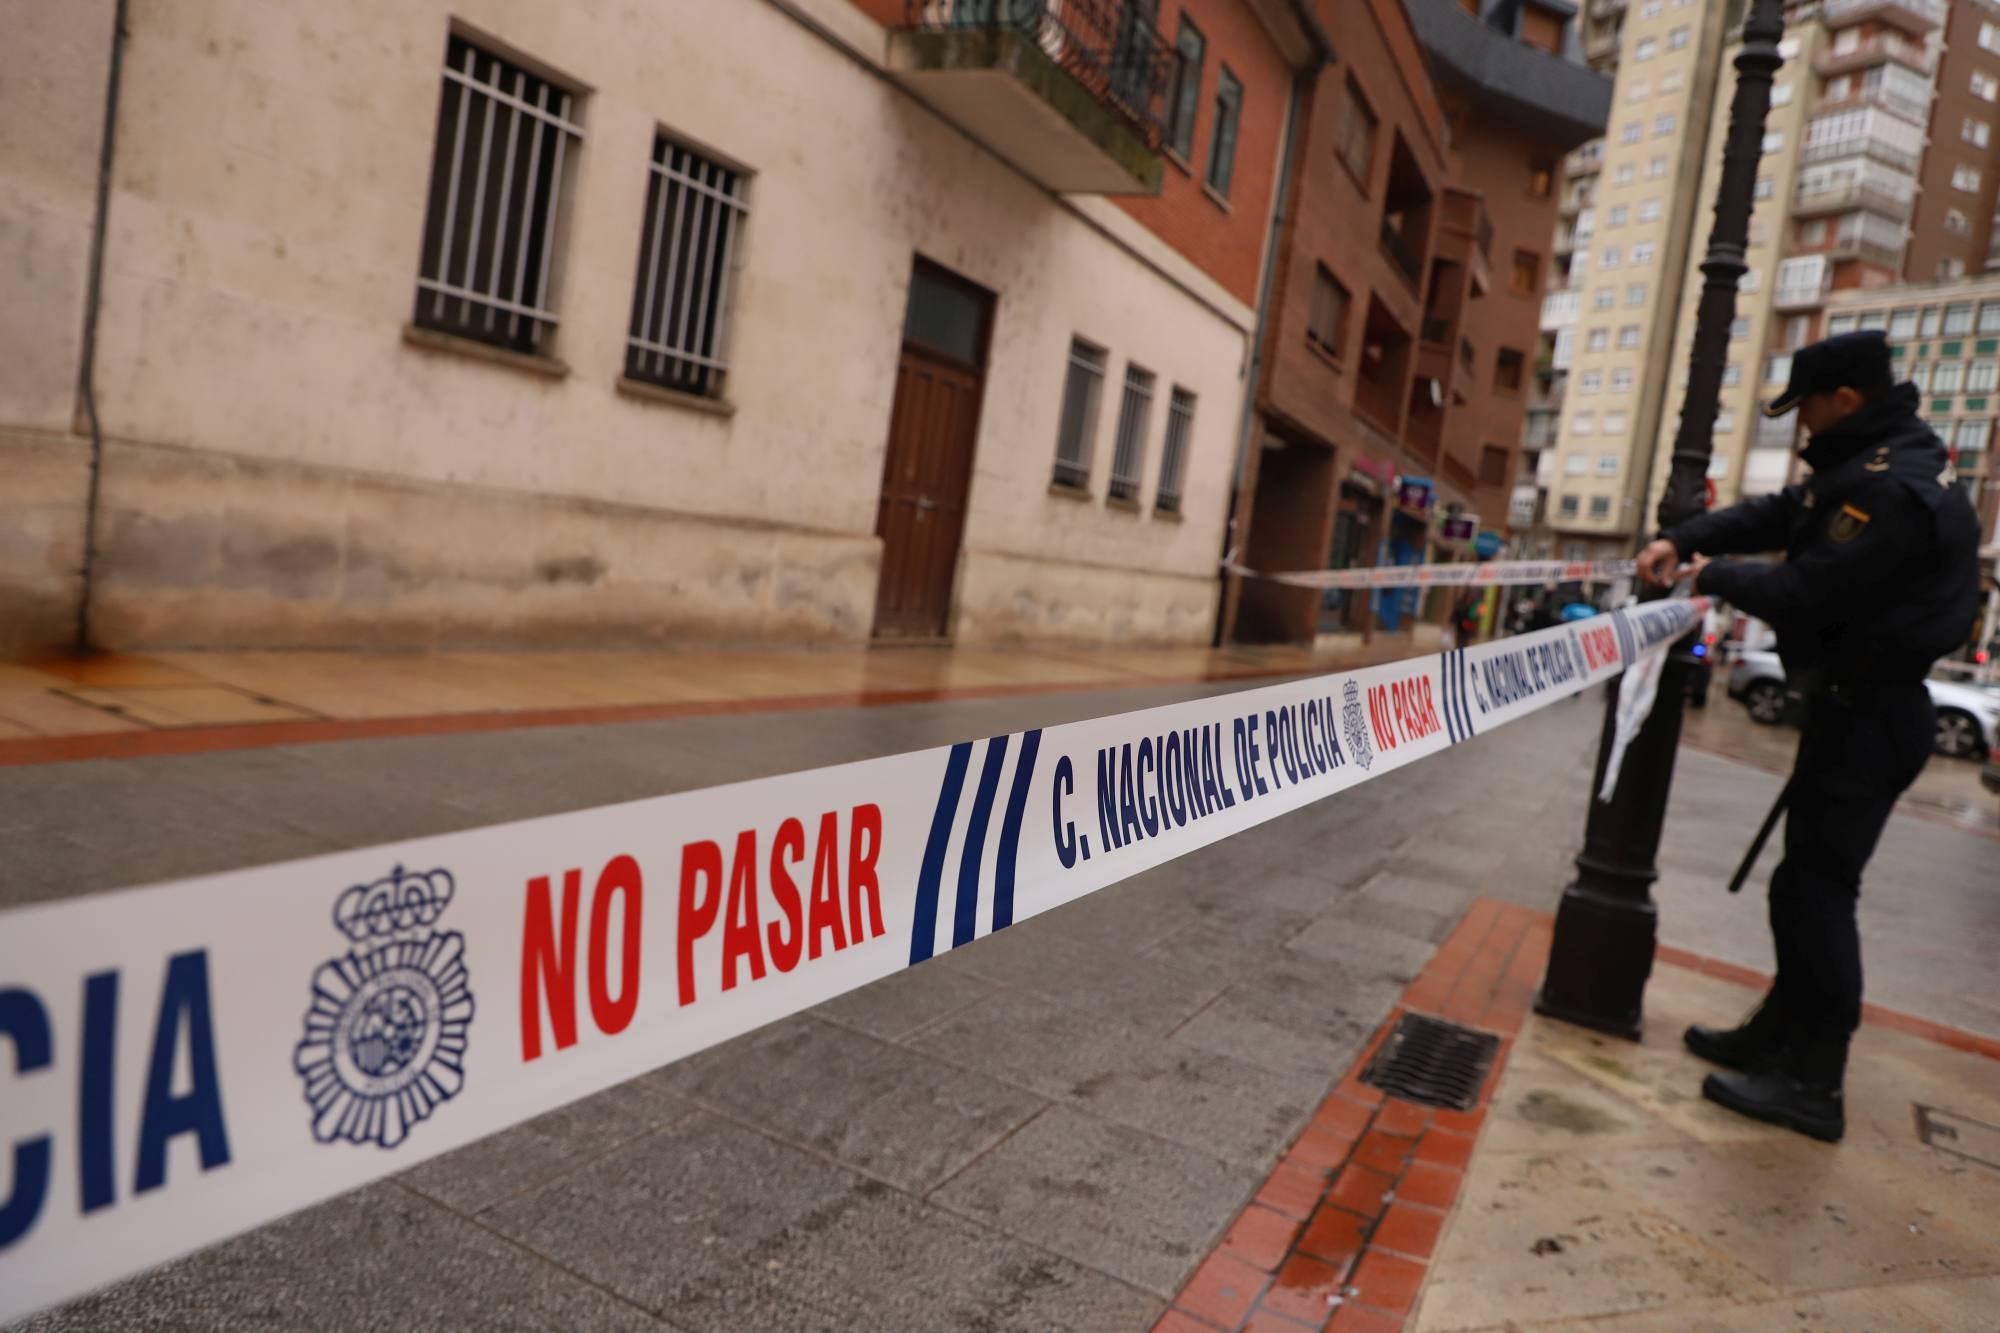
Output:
[{"xmin": 1828, "ymin": 503, "xmax": 1870, "ymax": 542}]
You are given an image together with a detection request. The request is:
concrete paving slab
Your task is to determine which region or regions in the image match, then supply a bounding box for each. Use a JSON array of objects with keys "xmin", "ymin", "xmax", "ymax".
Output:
[
  {"xmin": 661, "ymin": 1014, "xmax": 1046, "ymax": 1194},
  {"xmin": 810, "ymin": 952, "xmax": 1001, "ymax": 1042},
  {"xmin": 931, "ymin": 1105, "xmax": 1260, "ymax": 1297}
]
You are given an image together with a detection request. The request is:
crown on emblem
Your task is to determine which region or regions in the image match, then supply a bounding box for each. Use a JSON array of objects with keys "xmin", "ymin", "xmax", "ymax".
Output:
[{"xmin": 333, "ymin": 864, "xmax": 456, "ymax": 942}]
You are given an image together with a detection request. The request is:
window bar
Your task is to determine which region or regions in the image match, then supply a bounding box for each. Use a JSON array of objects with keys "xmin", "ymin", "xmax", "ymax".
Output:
[
  {"xmin": 483, "ymin": 71, "xmax": 526, "ymax": 333},
  {"xmin": 684, "ymin": 170, "xmax": 734, "ymax": 397},
  {"xmin": 414, "ymin": 277, "xmax": 558, "ymax": 323},
  {"xmin": 673, "ymin": 162, "xmax": 720, "ymax": 389},
  {"xmin": 653, "ymin": 146, "xmax": 692, "ymax": 377},
  {"xmin": 701, "ymin": 183, "xmax": 743, "ymax": 399},
  {"xmin": 507, "ymin": 83, "xmax": 551, "ymax": 342},
  {"xmin": 456, "ymin": 61, "xmax": 499, "ymax": 324},
  {"xmin": 441, "ymin": 64, "xmax": 584, "ymax": 135},
  {"xmin": 638, "ymin": 144, "xmax": 672, "ymax": 376},
  {"xmin": 432, "ymin": 43, "xmax": 478, "ymax": 320},
  {"xmin": 529, "ymin": 89, "xmax": 571, "ymax": 349}
]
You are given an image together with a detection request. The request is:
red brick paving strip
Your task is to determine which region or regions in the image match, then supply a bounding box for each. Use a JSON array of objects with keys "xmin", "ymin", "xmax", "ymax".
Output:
[{"xmin": 1154, "ymin": 896, "xmax": 2000, "ymax": 1331}]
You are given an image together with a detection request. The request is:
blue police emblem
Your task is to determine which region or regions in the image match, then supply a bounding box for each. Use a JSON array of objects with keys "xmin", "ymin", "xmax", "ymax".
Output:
[
  {"xmin": 294, "ymin": 864, "xmax": 473, "ymax": 1149},
  {"xmin": 1342, "ymin": 679, "xmax": 1374, "ymax": 771}
]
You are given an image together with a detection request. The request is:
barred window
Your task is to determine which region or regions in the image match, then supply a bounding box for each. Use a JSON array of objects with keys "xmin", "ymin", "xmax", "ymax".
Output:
[
  {"xmin": 626, "ymin": 137, "xmax": 749, "ymax": 399},
  {"xmin": 1107, "ymin": 364, "xmax": 1156, "ymax": 502},
  {"xmin": 1052, "ymin": 339, "xmax": 1107, "ymax": 490},
  {"xmin": 1307, "ymin": 264, "xmax": 1350, "ymax": 357},
  {"xmin": 416, "ymin": 35, "xmax": 582, "ymax": 355},
  {"xmin": 1156, "ymin": 387, "xmax": 1195, "ymax": 513}
]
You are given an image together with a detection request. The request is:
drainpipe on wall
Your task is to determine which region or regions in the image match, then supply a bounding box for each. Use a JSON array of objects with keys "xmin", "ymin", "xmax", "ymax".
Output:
[
  {"xmin": 73, "ymin": 0, "xmax": 129, "ymax": 654},
  {"xmin": 1214, "ymin": 62, "xmax": 1314, "ymax": 648}
]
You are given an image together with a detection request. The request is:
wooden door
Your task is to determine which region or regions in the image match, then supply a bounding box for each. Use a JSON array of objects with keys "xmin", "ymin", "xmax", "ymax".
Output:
[{"xmin": 872, "ymin": 261, "xmax": 991, "ymax": 639}]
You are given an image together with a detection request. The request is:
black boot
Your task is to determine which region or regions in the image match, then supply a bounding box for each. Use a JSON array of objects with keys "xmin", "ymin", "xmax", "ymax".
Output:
[
  {"xmin": 1683, "ymin": 1004, "xmax": 1785, "ymax": 1072},
  {"xmin": 1700, "ymin": 1069, "xmax": 1844, "ymax": 1142}
]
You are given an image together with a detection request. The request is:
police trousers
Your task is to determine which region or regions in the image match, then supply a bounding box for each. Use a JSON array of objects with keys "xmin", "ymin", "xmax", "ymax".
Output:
[{"xmin": 1762, "ymin": 682, "xmax": 1934, "ymax": 1076}]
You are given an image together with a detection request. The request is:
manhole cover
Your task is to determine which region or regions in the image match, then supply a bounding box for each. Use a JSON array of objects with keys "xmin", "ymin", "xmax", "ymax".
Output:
[{"xmin": 1361, "ymin": 1013, "xmax": 1500, "ymax": 1110}]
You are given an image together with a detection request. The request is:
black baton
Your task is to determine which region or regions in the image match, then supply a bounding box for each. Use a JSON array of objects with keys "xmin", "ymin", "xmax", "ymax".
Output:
[{"xmin": 1729, "ymin": 780, "xmax": 1791, "ymax": 894}]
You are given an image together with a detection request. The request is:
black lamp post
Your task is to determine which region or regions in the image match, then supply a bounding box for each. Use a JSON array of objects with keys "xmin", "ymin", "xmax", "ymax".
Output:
[{"xmin": 1534, "ymin": 0, "xmax": 1789, "ymax": 1038}]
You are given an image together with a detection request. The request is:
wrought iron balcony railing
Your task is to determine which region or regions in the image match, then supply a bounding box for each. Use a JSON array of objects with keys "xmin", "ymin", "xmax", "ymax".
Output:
[{"xmin": 903, "ymin": 1, "xmax": 1175, "ymax": 149}]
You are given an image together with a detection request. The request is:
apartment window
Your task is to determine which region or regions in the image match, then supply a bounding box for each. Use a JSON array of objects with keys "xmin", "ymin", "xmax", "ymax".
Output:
[
  {"xmin": 1859, "ymin": 310, "xmax": 1888, "ymax": 332},
  {"xmin": 1955, "ymin": 166, "xmax": 1983, "ymax": 195},
  {"xmin": 1580, "ymin": 370, "xmax": 1603, "ymax": 393},
  {"xmin": 1723, "ymin": 362, "xmax": 1742, "ymax": 386},
  {"xmin": 1565, "ymin": 452, "xmax": 1588, "ymax": 476},
  {"xmin": 1626, "ymin": 282, "xmax": 1647, "ymax": 307},
  {"xmin": 1308, "ymin": 264, "xmax": 1350, "ymax": 358},
  {"xmin": 1934, "ymin": 361, "xmax": 1963, "ymax": 393},
  {"xmin": 1979, "ymin": 303, "xmax": 2000, "ymax": 335},
  {"xmin": 1948, "ymin": 209, "xmax": 1971, "ymax": 236},
  {"xmin": 1742, "ymin": 268, "xmax": 1760, "ymax": 292},
  {"xmin": 1667, "ymin": 26, "xmax": 1689, "ymax": 50},
  {"xmin": 1776, "ymin": 35, "xmax": 1797, "ymax": 56},
  {"xmin": 1166, "ymin": 18, "xmax": 1206, "ymax": 160},
  {"xmin": 1572, "ymin": 412, "xmax": 1596, "ymax": 436},
  {"xmin": 1975, "ymin": 72, "xmax": 2000, "ymax": 104},
  {"xmin": 1589, "ymin": 496, "xmax": 1612, "ymax": 518},
  {"xmin": 1618, "ymin": 325, "xmax": 1640, "ymax": 349},
  {"xmin": 1337, "ymin": 80, "xmax": 1377, "ymax": 189},
  {"xmin": 1051, "ymin": 338, "xmax": 1107, "ymax": 488},
  {"xmin": 1609, "ymin": 205, "xmax": 1629, "ymax": 227},
  {"xmin": 1496, "ymin": 348, "xmax": 1526, "ymax": 393},
  {"xmin": 1601, "ymin": 246, "xmax": 1622, "ymax": 269},
  {"xmin": 1653, "ymin": 114, "xmax": 1677, "ymax": 138},
  {"xmin": 1730, "ymin": 317, "xmax": 1750, "ymax": 341},
  {"xmin": 1920, "ymin": 307, "xmax": 1943, "ymax": 337},
  {"xmin": 1627, "ymin": 80, "xmax": 1650, "ymax": 102},
  {"xmin": 1205, "ymin": 66, "xmax": 1242, "ymax": 197},
  {"xmin": 1632, "ymin": 242, "xmax": 1655, "ymax": 265},
  {"xmin": 1106, "ymin": 364, "xmax": 1155, "ymax": 502},
  {"xmin": 1716, "ymin": 408, "xmax": 1735, "ymax": 433},
  {"xmin": 1798, "ymin": 219, "xmax": 1827, "ymax": 246},
  {"xmin": 1648, "ymin": 156, "xmax": 1668, "ymax": 180},
  {"xmin": 1827, "ymin": 313, "xmax": 1859, "ymax": 336},
  {"xmin": 1982, "ymin": 22, "xmax": 2000, "ymax": 55},
  {"xmin": 1761, "ymin": 131, "xmax": 1784, "ymax": 155},
  {"xmin": 1772, "ymin": 83, "xmax": 1793, "ymax": 108},
  {"xmin": 1530, "ymin": 157, "xmax": 1556, "ymax": 198},
  {"xmin": 1587, "ymin": 328, "xmax": 1610, "ymax": 352},
  {"xmin": 1621, "ymin": 121, "xmax": 1642, "ymax": 145},
  {"xmin": 1616, "ymin": 164, "xmax": 1637, "ymax": 186},
  {"xmin": 1593, "ymin": 288, "xmax": 1616, "ymax": 311},
  {"xmin": 1969, "ymin": 362, "xmax": 2000, "ymax": 393},
  {"xmin": 1661, "ymin": 70, "xmax": 1683, "ymax": 93},
  {"xmin": 1611, "ymin": 368, "xmax": 1633, "ymax": 392},
  {"xmin": 1908, "ymin": 362, "xmax": 1929, "ymax": 392},
  {"xmin": 1596, "ymin": 453, "xmax": 1620, "ymax": 476},
  {"xmin": 1954, "ymin": 419, "xmax": 1991, "ymax": 455},
  {"xmin": 1754, "ymin": 176, "xmax": 1774, "ymax": 200},
  {"xmin": 1640, "ymin": 0, "xmax": 1662, "ymax": 17},
  {"xmin": 1603, "ymin": 410, "xmax": 1628, "ymax": 435},
  {"xmin": 416, "ymin": 35, "xmax": 583, "ymax": 356},
  {"xmin": 1946, "ymin": 303, "xmax": 1976, "ymax": 335},
  {"xmin": 1890, "ymin": 309, "xmax": 1918, "ymax": 339},
  {"xmin": 625, "ymin": 136, "xmax": 751, "ymax": 398},
  {"xmin": 1155, "ymin": 387, "xmax": 1195, "ymax": 512},
  {"xmin": 1942, "ymin": 256, "xmax": 1969, "ymax": 280},
  {"xmin": 1635, "ymin": 38, "xmax": 1658, "ymax": 60},
  {"xmin": 1512, "ymin": 250, "xmax": 1541, "ymax": 297},
  {"xmin": 1783, "ymin": 315, "xmax": 1812, "ymax": 349},
  {"xmin": 1967, "ymin": 118, "xmax": 1993, "ymax": 150},
  {"xmin": 1560, "ymin": 494, "xmax": 1580, "ymax": 518},
  {"xmin": 1765, "ymin": 354, "xmax": 1792, "ymax": 386},
  {"xmin": 1639, "ymin": 197, "xmax": 1662, "ymax": 221}
]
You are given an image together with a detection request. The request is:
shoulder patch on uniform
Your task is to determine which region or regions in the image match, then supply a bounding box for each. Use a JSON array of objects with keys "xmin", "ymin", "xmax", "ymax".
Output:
[
  {"xmin": 1828, "ymin": 503, "xmax": 1870, "ymax": 542},
  {"xmin": 1863, "ymin": 447, "xmax": 1891, "ymax": 473}
]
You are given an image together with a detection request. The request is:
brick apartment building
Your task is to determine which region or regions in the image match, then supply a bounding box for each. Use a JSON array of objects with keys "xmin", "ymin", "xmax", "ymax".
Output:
[{"xmin": 1225, "ymin": 0, "xmax": 1610, "ymax": 644}]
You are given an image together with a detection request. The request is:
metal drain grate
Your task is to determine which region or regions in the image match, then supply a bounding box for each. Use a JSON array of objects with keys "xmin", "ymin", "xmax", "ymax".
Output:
[{"xmin": 1360, "ymin": 1013, "xmax": 1500, "ymax": 1110}]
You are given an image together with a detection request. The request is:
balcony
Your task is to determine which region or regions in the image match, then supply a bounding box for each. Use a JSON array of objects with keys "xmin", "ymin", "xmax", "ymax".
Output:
[
  {"xmin": 1820, "ymin": 0, "xmax": 1945, "ymax": 36},
  {"xmin": 1569, "ymin": 143, "xmax": 1606, "ymax": 176},
  {"xmin": 889, "ymin": 1, "xmax": 1170, "ymax": 194},
  {"xmin": 1774, "ymin": 278, "xmax": 1831, "ymax": 312},
  {"xmin": 1801, "ymin": 132, "xmax": 1920, "ymax": 175},
  {"xmin": 1380, "ymin": 219, "xmax": 1424, "ymax": 288},
  {"xmin": 1524, "ymin": 413, "xmax": 1560, "ymax": 449},
  {"xmin": 1541, "ymin": 289, "xmax": 1580, "ymax": 331},
  {"xmin": 1815, "ymin": 82, "xmax": 1931, "ymax": 127},
  {"xmin": 1792, "ymin": 179, "xmax": 1914, "ymax": 223},
  {"xmin": 1435, "ymin": 187, "xmax": 1492, "ymax": 295},
  {"xmin": 1827, "ymin": 228, "xmax": 1907, "ymax": 269},
  {"xmin": 1405, "ymin": 0, "xmax": 1616, "ymax": 151},
  {"xmin": 1813, "ymin": 34, "xmax": 1936, "ymax": 80}
]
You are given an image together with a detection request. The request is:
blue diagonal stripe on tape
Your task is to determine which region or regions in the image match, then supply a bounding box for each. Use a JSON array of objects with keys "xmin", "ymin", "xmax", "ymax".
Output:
[
  {"xmin": 992, "ymin": 728, "xmax": 1041, "ymax": 933},
  {"xmin": 1451, "ymin": 651, "xmax": 1475, "ymax": 742},
  {"xmin": 1441, "ymin": 652, "xmax": 1459, "ymax": 744},
  {"xmin": 953, "ymin": 735, "xmax": 1010, "ymax": 950},
  {"xmin": 909, "ymin": 740, "xmax": 973, "ymax": 965}
]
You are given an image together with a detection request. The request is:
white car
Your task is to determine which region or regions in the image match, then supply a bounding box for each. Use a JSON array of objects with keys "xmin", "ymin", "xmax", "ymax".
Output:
[{"xmin": 1725, "ymin": 650, "xmax": 2000, "ymax": 760}]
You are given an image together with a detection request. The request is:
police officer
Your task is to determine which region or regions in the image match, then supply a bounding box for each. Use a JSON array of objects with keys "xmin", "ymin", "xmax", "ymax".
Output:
[{"xmin": 1634, "ymin": 329, "xmax": 1979, "ymax": 1143}]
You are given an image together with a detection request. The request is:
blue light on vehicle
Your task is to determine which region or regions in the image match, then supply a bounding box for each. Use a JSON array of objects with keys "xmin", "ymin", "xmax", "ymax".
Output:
[{"xmin": 1691, "ymin": 643, "xmax": 1707, "ymax": 658}]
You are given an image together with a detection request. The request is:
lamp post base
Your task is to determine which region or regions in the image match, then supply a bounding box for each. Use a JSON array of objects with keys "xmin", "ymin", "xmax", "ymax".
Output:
[{"xmin": 1534, "ymin": 879, "xmax": 1657, "ymax": 1041}]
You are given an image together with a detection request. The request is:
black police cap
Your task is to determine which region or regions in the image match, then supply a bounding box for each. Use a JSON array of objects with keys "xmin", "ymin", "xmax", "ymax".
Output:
[{"xmin": 1763, "ymin": 329, "xmax": 1893, "ymax": 417}]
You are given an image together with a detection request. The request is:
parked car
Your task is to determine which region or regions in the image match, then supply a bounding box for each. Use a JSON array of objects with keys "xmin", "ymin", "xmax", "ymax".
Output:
[{"xmin": 1725, "ymin": 650, "xmax": 2000, "ymax": 760}]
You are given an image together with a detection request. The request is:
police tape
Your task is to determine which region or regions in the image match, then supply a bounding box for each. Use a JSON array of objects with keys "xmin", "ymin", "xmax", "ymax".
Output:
[
  {"xmin": 1227, "ymin": 558, "xmax": 1636, "ymax": 590},
  {"xmin": 0, "ymin": 598, "xmax": 1705, "ymax": 1320}
]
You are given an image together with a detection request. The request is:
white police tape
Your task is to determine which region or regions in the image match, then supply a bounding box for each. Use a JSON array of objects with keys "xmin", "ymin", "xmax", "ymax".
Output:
[
  {"xmin": 0, "ymin": 598, "xmax": 1704, "ymax": 1321},
  {"xmin": 1227, "ymin": 558, "xmax": 1636, "ymax": 590}
]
